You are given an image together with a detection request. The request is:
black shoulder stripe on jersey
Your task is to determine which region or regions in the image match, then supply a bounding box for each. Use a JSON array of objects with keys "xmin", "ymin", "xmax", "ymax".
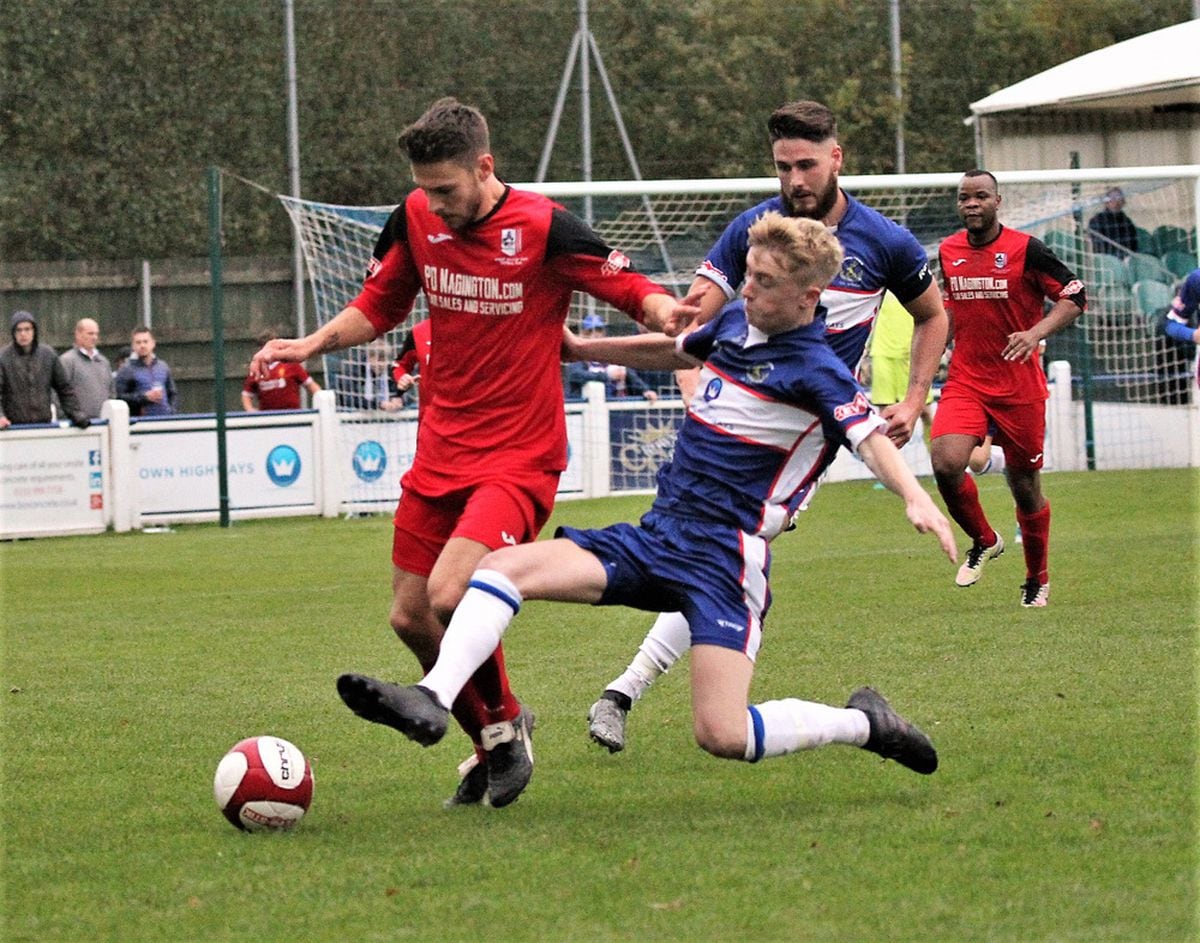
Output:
[
  {"xmin": 546, "ymin": 206, "xmax": 627, "ymax": 265},
  {"xmin": 1026, "ymin": 236, "xmax": 1087, "ymax": 307},
  {"xmin": 368, "ymin": 195, "xmax": 412, "ymax": 271}
]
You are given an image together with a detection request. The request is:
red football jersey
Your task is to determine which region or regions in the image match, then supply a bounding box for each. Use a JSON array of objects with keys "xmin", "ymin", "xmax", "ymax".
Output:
[
  {"xmin": 243, "ymin": 361, "xmax": 311, "ymax": 410},
  {"xmin": 939, "ymin": 226, "xmax": 1085, "ymax": 403},
  {"xmin": 392, "ymin": 318, "xmax": 432, "ymax": 411},
  {"xmin": 351, "ymin": 186, "xmax": 669, "ymax": 489}
]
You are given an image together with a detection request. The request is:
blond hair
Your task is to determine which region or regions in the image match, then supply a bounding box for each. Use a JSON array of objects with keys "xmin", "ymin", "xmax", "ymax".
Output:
[{"xmin": 747, "ymin": 211, "xmax": 843, "ymax": 291}]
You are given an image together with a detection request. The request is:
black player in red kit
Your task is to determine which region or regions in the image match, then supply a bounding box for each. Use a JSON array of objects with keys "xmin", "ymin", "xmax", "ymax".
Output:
[
  {"xmin": 932, "ymin": 170, "xmax": 1086, "ymax": 608},
  {"xmin": 251, "ymin": 98, "xmax": 695, "ymax": 807}
]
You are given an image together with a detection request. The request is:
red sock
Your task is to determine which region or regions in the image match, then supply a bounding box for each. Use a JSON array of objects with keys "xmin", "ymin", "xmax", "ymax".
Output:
[
  {"xmin": 466, "ymin": 643, "xmax": 521, "ymax": 727},
  {"xmin": 1016, "ymin": 500, "xmax": 1050, "ymax": 584},
  {"xmin": 938, "ymin": 473, "xmax": 997, "ymax": 547}
]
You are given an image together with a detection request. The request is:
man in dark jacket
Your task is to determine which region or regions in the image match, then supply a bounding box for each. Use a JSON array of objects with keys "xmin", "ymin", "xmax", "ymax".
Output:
[{"xmin": 0, "ymin": 311, "xmax": 89, "ymax": 428}]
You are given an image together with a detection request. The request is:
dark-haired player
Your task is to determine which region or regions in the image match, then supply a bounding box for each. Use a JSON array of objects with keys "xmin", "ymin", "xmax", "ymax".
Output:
[
  {"xmin": 932, "ymin": 169, "xmax": 1086, "ymax": 608},
  {"xmin": 587, "ymin": 99, "xmax": 950, "ymax": 753},
  {"xmin": 250, "ymin": 97, "xmax": 694, "ymax": 807}
]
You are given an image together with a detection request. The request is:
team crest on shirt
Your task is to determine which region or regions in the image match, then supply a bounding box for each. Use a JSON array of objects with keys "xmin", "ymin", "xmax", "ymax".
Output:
[
  {"xmin": 745, "ymin": 362, "xmax": 774, "ymax": 384},
  {"xmin": 501, "ymin": 228, "xmax": 522, "ymax": 256},
  {"xmin": 839, "ymin": 256, "xmax": 866, "ymax": 285},
  {"xmin": 601, "ymin": 250, "xmax": 632, "ymax": 275},
  {"xmin": 994, "ymin": 252, "xmax": 1008, "ymax": 270}
]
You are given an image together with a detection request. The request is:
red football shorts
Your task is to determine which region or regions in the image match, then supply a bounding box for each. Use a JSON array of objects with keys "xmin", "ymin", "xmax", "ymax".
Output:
[
  {"xmin": 391, "ymin": 471, "xmax": 561, "ymax": 575},
  {"xmin": 932, "ymin": 386, "xmax": 1047, "ymax": 469}
]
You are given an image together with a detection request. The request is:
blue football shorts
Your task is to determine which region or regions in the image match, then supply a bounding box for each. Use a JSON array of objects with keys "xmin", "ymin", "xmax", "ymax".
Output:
[{"xmin": 555, "ymin": 511, "xmax": 770, "ymax": 661}]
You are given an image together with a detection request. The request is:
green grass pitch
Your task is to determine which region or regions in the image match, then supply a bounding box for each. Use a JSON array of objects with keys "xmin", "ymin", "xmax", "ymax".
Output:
[{"xmin": 2, "ymin": 468, "xmax": 1196, "ymax": 942}]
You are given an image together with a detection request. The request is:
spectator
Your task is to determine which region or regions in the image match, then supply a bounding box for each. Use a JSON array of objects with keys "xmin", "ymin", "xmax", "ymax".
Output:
[
  {"xmin": 58, "ymin": 318, "xmax": 114, "ymax": 419},
  {"xmin": 0, "ymin": 311, "xmax": 89, "ymax": 428},
  {"xmin": 565, "ymin": 315, "xmax": 659, "ymax": 401},
  {"xmin": 112, "ymin": 345, "xmax": 132, "ymax": 377},
  {"xmin": 337, "ymin": 338, "xmax": 405, "ymax": 411},
  {"xmin": 115, "ymin": 326, "xmax": 177, "ymax": 416},
  {"xmin": 1087, "ymin": 187, "xmax": 1139, "ymax": 256},
  {"xmin": 241, "ymin": 330, "xmax": 321, "ymax": 411}
]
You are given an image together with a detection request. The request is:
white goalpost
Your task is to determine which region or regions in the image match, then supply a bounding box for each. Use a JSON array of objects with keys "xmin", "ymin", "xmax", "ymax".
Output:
[{"xmin": 280, "ymin": 164, "xmax": 1199, "ymax": 504}]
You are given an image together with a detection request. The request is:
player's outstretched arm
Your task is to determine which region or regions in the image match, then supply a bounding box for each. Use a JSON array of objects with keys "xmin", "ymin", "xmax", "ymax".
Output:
[
  {"xmin": 250, "ymin": 305, "xmax": 377, "ymax": 379},
  {"xmin": 561, "ymin": 328, "xmax": 696, "ymax": 373},
  {"xmin": 858, "ymin": 430, "xmax": 957, "ymax": 562}
]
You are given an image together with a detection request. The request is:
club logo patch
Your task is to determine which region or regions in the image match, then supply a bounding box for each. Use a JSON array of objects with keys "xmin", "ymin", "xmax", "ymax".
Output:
[
  {"xmin": 601, "ymin": 250, "xmax": 631, "ymax": 275},
  {"xmin": 501, "ymin": 228, "xmax": 522, "ymax": 257}
]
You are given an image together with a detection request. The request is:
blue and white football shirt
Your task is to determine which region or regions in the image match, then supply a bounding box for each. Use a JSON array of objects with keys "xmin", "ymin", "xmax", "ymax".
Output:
[
  {"xmin": 651, "ymin": 303, "xmax": 886, "ymax": 539},
  {"xmin": 695, "ymin": 193, "xmax": 932, "ymax": 368}
]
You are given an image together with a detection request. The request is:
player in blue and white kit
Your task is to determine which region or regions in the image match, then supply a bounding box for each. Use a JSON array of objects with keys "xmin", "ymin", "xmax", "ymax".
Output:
[
  {"xmin": 335, "ymin": 214, "xmax": 957, "ymax": 794},
  {"xmin": 588, "ymin": 100, "xmax": 951, "ymax": 752},
  {"xmin": 1158, "ymin": 268, "xmax": 1200, "ymax": 389}
]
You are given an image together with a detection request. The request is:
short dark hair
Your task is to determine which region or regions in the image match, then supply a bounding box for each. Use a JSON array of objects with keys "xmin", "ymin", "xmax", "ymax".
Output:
[
  {"xmin": 131, "ymin": 325, "xmax": 153, "ymax": 337},
  {"xmin": 961, "ymin": 168, "xmax": 999, "ymax": 190},
  {"xmin": 767, "ymin": 101, "xmax": 838, "ymax": 144},
  {"xmin": 398, "ymin": 97, "xmax": 490, "ymax": 166}
]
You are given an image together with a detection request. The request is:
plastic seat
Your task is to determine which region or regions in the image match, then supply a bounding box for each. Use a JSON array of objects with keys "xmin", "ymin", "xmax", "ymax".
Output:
[
  {"xmin": 1161, "ymin": 250, "xmax": 1197, "ymax": 280},
  {"xmin": 1091, "ymin": 252, "xmax": 1130, "ymax": 288},
  {"xmin": 1042, "ymin": 229, "xmax": 1083, "ymax": 267},
  {"xmin": 1133, "ymin": 279, "xmax": 1175, "ymax": 319},
  {"xmin": 1151, "ymin": 225, "xmax": 1190, "ymax": 256},
  {"xmin": 1125, "ymin": 252, "xmax": 1173, "ymax": 286}
]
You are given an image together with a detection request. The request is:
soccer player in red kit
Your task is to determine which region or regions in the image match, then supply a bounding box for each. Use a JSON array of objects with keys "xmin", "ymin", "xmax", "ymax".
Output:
[
  {"xmin": 241, "ymin": 331, "xmax": 321, "ymax": 411},
  {"xmin": 390, "ymin": 318, "xmax": 430, "ymax": 411},
  {"xmin": 250, "ymin": 98, "xmax": 692, "ymax": 807},
  {"xmin": 931, "ymin": 170, "xmax": 1086, "ymax": 608}
]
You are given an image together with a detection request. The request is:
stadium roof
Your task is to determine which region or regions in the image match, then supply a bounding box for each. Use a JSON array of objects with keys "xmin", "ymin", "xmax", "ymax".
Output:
[{"xmin": 969, "ymin": 19, "xmax": 1200, "ymax": 116}]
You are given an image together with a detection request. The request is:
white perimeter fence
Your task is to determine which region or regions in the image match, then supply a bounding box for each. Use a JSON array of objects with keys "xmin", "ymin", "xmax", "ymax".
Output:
[{"xmin": 3, "ymin": 368, "xmax": 1197, "ymax": 540}]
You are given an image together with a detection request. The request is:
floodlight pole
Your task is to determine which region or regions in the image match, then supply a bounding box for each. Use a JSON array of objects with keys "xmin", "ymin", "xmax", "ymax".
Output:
[
  {"xmin": 536, "ymin": 0, "xmax": 676, "ymax": 283},
  {"xmin": 890, "ymin": 0, "xmax": 906, "ymax": 174},
  {"xmin": 284, "ymin": 0, "xmax": 305, "ymax": 340}
]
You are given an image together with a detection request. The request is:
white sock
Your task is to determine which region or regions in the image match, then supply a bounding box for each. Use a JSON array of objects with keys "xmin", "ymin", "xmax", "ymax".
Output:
[
  {"xmin": 989, "ymin": 446, "xmax": 1007, "ymax": 474},
  {"xmin": 608, "ymin": 611, "xmax": 691, "ymax": 702},
  {"xmin": 744, "ymin": 699, "xmax": 870, "ymax": 761},
  {"xmin": 420, "ymin": 570, "xmax": 522, "ymax": 709}
]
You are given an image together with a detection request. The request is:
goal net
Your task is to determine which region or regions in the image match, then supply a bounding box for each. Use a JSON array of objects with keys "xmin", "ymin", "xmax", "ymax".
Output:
[{"xmin": 280, "ymin": 165, "xmax": 1199, "ymax": 488}]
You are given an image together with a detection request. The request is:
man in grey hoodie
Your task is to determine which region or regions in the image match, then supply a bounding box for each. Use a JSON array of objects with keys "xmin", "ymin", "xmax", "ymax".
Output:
[{"xmin": 0, "ymin": 311, "xmax": 89, "ymax": 428}]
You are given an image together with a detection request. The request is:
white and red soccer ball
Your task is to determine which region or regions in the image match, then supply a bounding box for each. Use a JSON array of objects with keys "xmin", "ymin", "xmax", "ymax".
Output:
[{"xmin": 213, "ymin": 736, "xmax": 314, "ymax": 832}]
